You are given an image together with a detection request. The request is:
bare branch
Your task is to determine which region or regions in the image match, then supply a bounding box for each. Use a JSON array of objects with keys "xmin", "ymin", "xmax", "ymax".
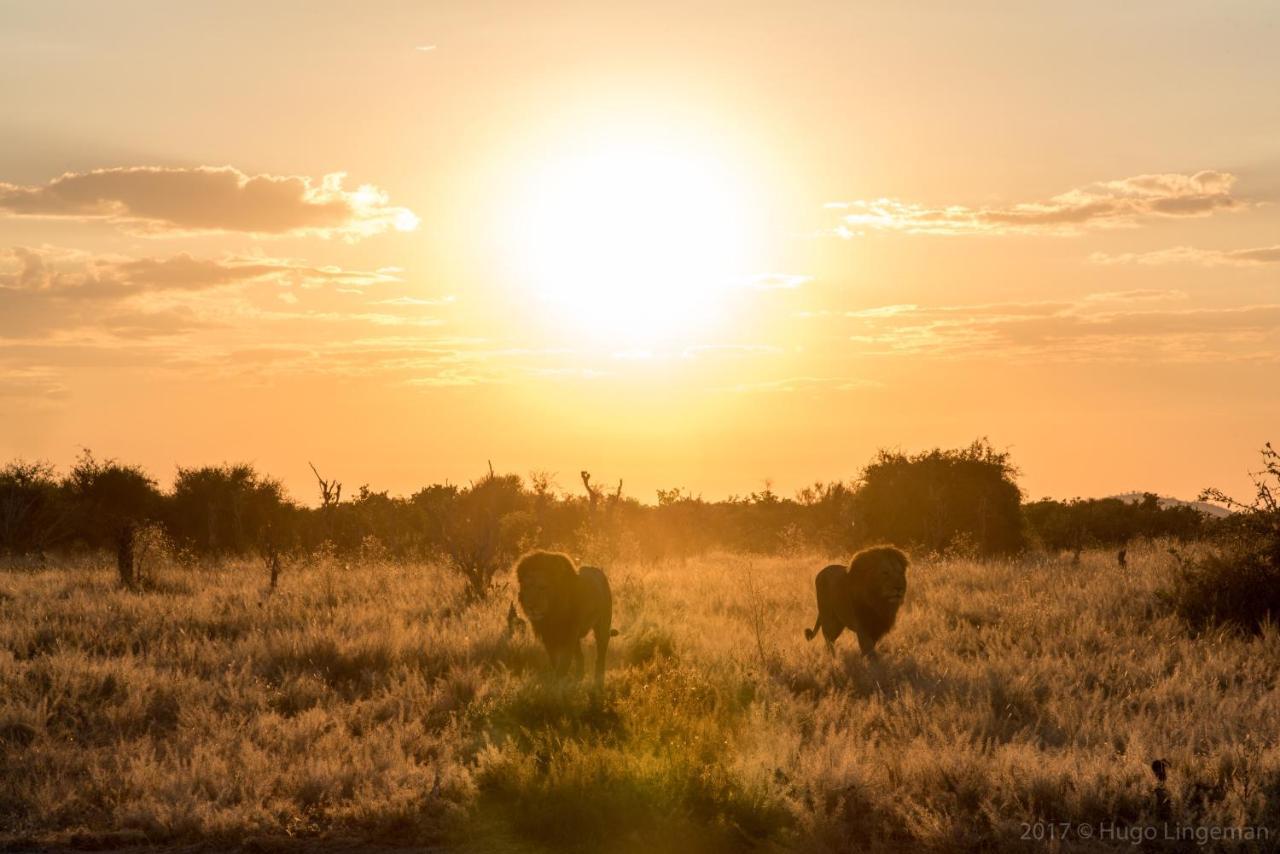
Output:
[{"xmin": 308, "ymin": 461, "xmax": 341, "ymax": 509}]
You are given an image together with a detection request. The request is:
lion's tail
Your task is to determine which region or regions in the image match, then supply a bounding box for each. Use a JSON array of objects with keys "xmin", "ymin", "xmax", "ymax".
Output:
[
  {"xmin": 610, "ymin": 628, "xmax": 620, "ymax": 637},
  {"xmin": 804, "ymin": 616, "xmax": 821, "ymax": 641}
]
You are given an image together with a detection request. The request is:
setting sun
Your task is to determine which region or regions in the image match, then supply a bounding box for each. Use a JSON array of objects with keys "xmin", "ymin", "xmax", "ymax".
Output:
[{"xmin": 506, "ymin": 135, "xmax": 759, "ymax": 345}]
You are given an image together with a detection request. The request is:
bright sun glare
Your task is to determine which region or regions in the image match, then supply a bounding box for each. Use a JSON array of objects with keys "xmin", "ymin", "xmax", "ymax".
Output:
[{"xmin": 510, "ymin": 136, "xmax": 759, "ymax": 347}]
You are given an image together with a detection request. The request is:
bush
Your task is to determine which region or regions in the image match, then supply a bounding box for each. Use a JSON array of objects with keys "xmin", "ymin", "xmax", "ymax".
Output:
[
  {"xmin": 1166, "ymin": 443, "xmax": 1280, "ymax": 633},
  {"xmin": 167, "ymin": 463, "xmax": 290, "ymax": 556},
  {"xmin": 1024, "ymin": 492, "xmax": 1206, "ymax": 552},
  {"xmin": 1168, "ymin": 534, "xmax": 1280, "ymax": 633},
  {"xmin": 63, "ymin": 450, "xmax": 163, "ymax": 551},
  {"xmin": 851, "ymin": 438, "xmax": 1024, "ymax": 556},
  {"xmin": 422, "ymin": 469, "xmax": 532, "ymax": 599},
  {"xmin": 0, "ymin": 460, "xmax": 66, "ymax": 555}
]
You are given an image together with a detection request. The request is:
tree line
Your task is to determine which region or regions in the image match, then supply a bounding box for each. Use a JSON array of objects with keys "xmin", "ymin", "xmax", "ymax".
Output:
[{"xmin": 0, "ymin": 441, "xmax": 1218, "ymax": 593}]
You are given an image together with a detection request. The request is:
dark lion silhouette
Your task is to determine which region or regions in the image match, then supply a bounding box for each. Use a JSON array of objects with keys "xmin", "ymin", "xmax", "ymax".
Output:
[
  {"xmin": 515, "ymin": 551, "xmax": 615, "ymax": 687},
  {"xmin": 804, "ymin": 546, "xmax": 909, "ymax": 658}
]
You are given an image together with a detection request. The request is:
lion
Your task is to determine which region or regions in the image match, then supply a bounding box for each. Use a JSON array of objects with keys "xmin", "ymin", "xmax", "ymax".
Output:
[
  {"xmin": 803, "ymin": 546, "xmax": 908, "ymax": 658},
  {"xmin": 514, "ymin": 551, "xmax": 615, "ymax": 687}
]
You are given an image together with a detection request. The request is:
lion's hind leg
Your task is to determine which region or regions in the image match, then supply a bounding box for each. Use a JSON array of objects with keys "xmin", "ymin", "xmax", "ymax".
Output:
[
  {"xmin": 592, "ymin": 623, "xmax": 610, "ymax": 690},
  {"xmin": 812, "ymin": 564, "xmax": 846, "ymax": 653},
  {"xmin": 821, "ymin": 620, "xmax": 843, "ymax": 647},
  {"xmin": 578, "ymin": 565, "xmax": 612, "ymax": 691}
]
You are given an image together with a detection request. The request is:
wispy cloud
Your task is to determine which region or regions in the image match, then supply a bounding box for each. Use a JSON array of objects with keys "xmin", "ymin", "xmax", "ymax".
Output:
[
  {"xmin": 0, "ymin": 166, "xmax": 419, "ymax": 239},
  {"xmin": 0, "ymin": 247, "xmax": 422, "ymax": 340},
  {"xmin": 680, "ymin": 343, "xmax": 784, "ymax": 358},
  {"xmin": 0, "ymin": 328, "xmax": 563, "ymax": 403},
  {"xmin": 0, "ymin": 367, "xmax": 67, "ymax": 401},
  {"xmin": 101, "ymin": 306, "xmax": 219, "ymax": 339},
  {"xmin": 1080, "ymin": 289, "xmax": 1189, "ymax": 303},
  {"xmin": 826, "ymin": 292, "xmax": 1280, "ymax": 363},
  {"xmin": 728, "ymin": 375, "xmax": 879, "ymax": 393},
  {"xmin": 0, "ymin": 247, "xmax": 400, "ymax": 299},
  {"xmin": 748, "ymin": 273, "xmax": 811, "ymax": 290},
  {"xmin": 1089, "ymin": 244, "xmax": 1280, "ymax": 266},
  {"xmin": 234, "ymin": 307, "xmax": 446, "ymax": 329},
  {"xmin": 370, "ymin": 295, "xmax": 457, "ymax": 307},
  {"xmin": 0, "ymin": 239, "xmax": 562, "ymax": 402},
  {"xmin": 829, "ymin": 171, "xmax": 1244, "ymax": 237},
  {"xmin": 217, "ymin": 338, "xmax": 574, "ymax": 388}
]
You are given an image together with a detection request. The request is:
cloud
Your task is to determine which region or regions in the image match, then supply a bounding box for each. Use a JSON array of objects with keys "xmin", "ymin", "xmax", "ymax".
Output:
[
  {"xmin": 0, "ymin": 166, "xmax": 419, "ymax": 239},
  {"xmin": 0, "ymin": 242, "xmax": 481, "ymax": 401},
  {"xmin": 242, "ymin": 307, "xmax": 446, "ymax": 328},
  {"xmin": 0, "ymin": 329, "xmax": 536, "ymax": 407},
  {"xmin": 215, "ymin": 337, "xmax": 569, "ymax": 387},
  {"xmin": 0, "ymin": 246, "xmax": 421, "ymax": 340},
  {"xmin": 370, "ymin": 295, "xmax": 457, "ymax": 306},
  {"xmin": 0, "ymin": 367, "xmax": 67, "ymax": 401},
  {"xmin": 0, "ymin": 247, "xmax": 400, "ymax": 300},
  {"xmin": 1081, "ymin": 289, "xmax": 1189, "ymax": 303},
  {"xmin": 1089, "ymin": 244, "xmax": 1280, "ymax": 266},
  {"xmin": 728, "ymin": 376, "xmax": 879, "ymax": 393},
  {"xmin": 828, "ymin": 294, "xmax": 1280, "ymax": 363},
  {"xmin": 101, "ymin": 306, "xmax": 219, "ymax": 339},
  {"xmin": 829, "ymin": 170, "xmax": 1244, "ymax": 237},
  {"xmin": 748, "ymin": 273, "xmax": 811, "ymax": 290},
  {"xmin": 680, "ymin": 343, "xmax": 784, "ymax": 358}
]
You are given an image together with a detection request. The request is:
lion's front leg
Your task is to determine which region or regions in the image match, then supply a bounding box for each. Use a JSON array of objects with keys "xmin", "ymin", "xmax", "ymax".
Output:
[
  {"xmin": 855, "ymin": 630, "xmax": 879, "ymax": 660},
  {"xmin": 548, "ymin": 642, "xmax": 573, "ymax": 678}
]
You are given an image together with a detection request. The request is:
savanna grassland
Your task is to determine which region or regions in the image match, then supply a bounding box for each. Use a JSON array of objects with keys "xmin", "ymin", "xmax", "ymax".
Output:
[{"xmin": 1, "ymin": 543, "xmax": 1278, "ymax": 853}]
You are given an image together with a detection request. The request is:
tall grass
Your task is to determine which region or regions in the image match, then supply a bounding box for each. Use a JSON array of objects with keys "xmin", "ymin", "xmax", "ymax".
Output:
[{"xmin": 1, "ymin": 544, "xmax": 1277, "ymax": 851}]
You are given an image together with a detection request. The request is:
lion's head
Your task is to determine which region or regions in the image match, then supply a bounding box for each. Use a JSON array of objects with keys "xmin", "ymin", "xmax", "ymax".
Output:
[
  {"xmin": 869, "ymin": 551, "xmax": 907, "ymax": 608},
  {"xmin": 514, "ymin": 550, "xmax": 577, "ymax": 627},
  {"xmin": 850, "ymin": 546, "xmax": 909, "ymax": 624}
]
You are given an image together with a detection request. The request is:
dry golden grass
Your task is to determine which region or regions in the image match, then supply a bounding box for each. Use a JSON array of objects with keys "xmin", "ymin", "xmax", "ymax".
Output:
[{"xmin": 1, "ymin": 543, "xmax": 1277, "ymax": 852}]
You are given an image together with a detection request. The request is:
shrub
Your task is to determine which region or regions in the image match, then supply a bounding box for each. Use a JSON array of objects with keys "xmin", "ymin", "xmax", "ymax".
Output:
[
  {"xmin": 1167, "ymin": 534, "xmax": 1280, "ymax": 633},
  {"xmin": 422, "ymin": 468, "xmax": 531, "ymax": 599},
  {"xmin": 167, "ymin": 463, "xmax": 290, "ymax": 556},
  {"xmin": 62, "ymin": 450, "xmax": 162, "ymax": 551},
  {"xmin": 1166, "ymin": 443, "xmax": 1280, "ymax": 633},
  {"xmin": 1024, "ymin": 492, "xmax": 1206, "ymax": 552},
  {"xmin": 0, "ymin": 460, "xmax": 66, "ymax": 555},
  {"xmin": 851, "ymin": 438, "xmax": 1024, "ymax": 556}
]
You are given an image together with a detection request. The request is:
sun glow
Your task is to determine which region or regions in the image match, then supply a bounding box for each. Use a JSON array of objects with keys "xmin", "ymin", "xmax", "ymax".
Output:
[{"xmin": 508, "ymin": 135, "xmax": 761, "ymax": 346}]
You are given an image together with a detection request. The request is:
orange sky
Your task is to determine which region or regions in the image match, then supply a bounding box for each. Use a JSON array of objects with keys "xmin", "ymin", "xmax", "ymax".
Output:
[{"xmin": 2, "ymin": 1, "xmax": 1278, "ymax": 504}]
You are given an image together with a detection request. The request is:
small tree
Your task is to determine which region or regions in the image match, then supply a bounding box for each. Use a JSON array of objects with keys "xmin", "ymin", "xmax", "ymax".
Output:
[
  {"xmin": 129, "ymin": 522, "xmax": 173, "ymax": 589},
  {"xmin": 308, "ymin": 461, "xmax": 341, "ymax": 543},
  {"xmin": 0, "ymin": 460, "xmax": 67, "ymax": 555},
  {"xmin": 423, "ymin": 465, "xmax": 530, "ymax": 600},
  {"xmin": 852, "ymin": 438, "xmax": 1024, "ymax": 556},
  {"xmin": 1168, "ymin": 443, "xmax": 1280, "ymax": 633},
  {"xmin": 63, "ymin": 451, "xmax": 162, "ymax": 586},
  {"xmin": 168, "ymin": 463, "xmax": 290, "ymax": 556},
  {"xmin": 1200, "ymin": 442, "xmax": 1279, "ymax": 520},
  {"xmin": 796, "ymin": 480, "xmax": 859, "ymax": 553}
]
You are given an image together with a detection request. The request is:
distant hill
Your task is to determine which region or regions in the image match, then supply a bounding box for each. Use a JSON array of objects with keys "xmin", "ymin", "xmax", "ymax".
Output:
[{"xmin": 1109, "ymin": 492, "xmax": 1233, "ymax": 519}]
